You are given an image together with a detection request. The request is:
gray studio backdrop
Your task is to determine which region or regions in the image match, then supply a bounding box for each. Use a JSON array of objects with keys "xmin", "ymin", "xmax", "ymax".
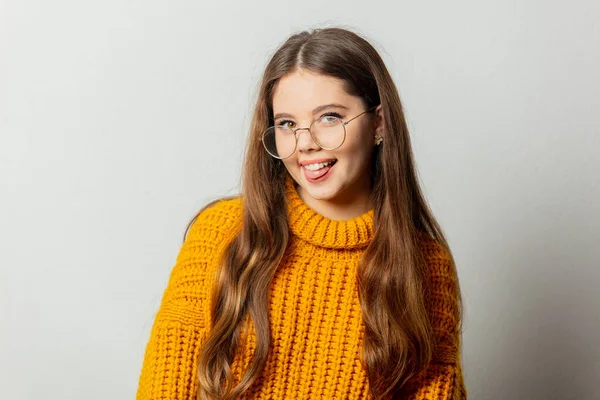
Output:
[{"xmin": 1, "ymin": 1, "xmax": 598, "ymax": 399}]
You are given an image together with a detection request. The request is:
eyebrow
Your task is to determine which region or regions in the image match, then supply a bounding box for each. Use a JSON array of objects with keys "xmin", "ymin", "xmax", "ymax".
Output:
[{"xmin": 273, "ymin": 103, "xmax": 349, "ymax": 120}]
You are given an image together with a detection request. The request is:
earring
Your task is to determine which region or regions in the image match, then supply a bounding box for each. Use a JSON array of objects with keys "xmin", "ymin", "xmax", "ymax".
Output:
[{"xmin": 374, "ymin": 134, "xmax": 383, "ymax": 145}]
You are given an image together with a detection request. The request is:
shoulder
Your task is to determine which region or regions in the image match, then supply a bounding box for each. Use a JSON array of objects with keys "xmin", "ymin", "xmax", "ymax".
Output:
[
  {"xmin": 162, "ymin": 196, "xmax": 243, "ymax": 305},
  {"xmin": 155, "ymin": 196, "xmax": 243, "ymax": 325},
  {"xmin": 416, "ymin": 231, "xmax": 452, "ymax": 267},
  {"xmin": 416, "ymin": 231, "xmax": 459, "ymax": 303},
  {"xmin": 184, "ymin": 195, "xmax": 244, "ymax": 250}
]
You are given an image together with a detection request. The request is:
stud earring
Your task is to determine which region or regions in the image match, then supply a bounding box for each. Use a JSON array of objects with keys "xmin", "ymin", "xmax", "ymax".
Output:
[{"xmin": 374, "ymin": 134, "xmax": 383, "ymax": 145}]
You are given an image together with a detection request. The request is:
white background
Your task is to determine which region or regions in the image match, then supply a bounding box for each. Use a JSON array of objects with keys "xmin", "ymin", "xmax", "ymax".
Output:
[{"xmin": 1, "ymin": 1, "xmax": 599, "ymax": 399}]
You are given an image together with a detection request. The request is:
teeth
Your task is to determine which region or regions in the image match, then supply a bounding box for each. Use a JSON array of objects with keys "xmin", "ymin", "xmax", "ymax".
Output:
[{"xmin": 303, "ymin": 161, "xmax": 334, "ymax": 171}]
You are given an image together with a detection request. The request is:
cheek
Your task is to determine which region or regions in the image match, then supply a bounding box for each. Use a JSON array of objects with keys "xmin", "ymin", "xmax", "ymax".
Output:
[
  {"xmin": 337, "ymin": 133, "xmax": 373, "ymax": 165},
  {"xmin": 282, "ymin": 158, "xmax": 299, "ymax": 175}
]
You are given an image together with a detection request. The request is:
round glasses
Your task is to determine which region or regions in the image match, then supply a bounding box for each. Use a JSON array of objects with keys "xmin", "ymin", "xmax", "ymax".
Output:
[{"xmin": 261, "ymin": 106, "xmax": 378, "ymax": 159}]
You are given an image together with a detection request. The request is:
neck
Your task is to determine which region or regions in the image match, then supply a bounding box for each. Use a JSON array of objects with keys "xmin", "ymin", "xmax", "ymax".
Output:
[
  {"xmin": 284, "ymin": 174, "xmax": 375, "ymax": 249},
  {"xmin": 296, "ymin": 174, "xmax": 373, "ymax": 221}
]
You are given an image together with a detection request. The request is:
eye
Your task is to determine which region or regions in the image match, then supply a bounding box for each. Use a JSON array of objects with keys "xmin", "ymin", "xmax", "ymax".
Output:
[
  {"xmin": 276, "ymin": 119, "xmax": 295, "ymax": 129},
  {"xmin": 320, "ymin": 112, "xmax": 343, "ymax": 124}
]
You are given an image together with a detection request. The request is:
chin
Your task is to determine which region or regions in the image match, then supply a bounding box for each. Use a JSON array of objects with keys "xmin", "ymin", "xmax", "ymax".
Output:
[{"xmin": 301, "ymin": 180, "xmax": 342, "ymax": 201}]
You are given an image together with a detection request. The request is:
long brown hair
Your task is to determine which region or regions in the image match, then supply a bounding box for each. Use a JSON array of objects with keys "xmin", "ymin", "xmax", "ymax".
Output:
[{"xmin": 187, "ymin": 27, "xmax": 462, "ymax": 400}]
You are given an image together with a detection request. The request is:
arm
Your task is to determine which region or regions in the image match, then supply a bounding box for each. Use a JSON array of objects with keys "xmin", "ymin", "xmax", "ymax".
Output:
[
  {"xmin": 400, "ymin": 362, "xmax": 465, "ymax": 400},
  {"xmin": 136, "ymin": 199, "xmax": 242, "ymax": 400},
  {"xmin": 135, "ymin": 222, "xmax": 208, "ymax": 400},
  {"xmin": 400, "ymin": 240, "xmax": 466, "ymax": 399}
]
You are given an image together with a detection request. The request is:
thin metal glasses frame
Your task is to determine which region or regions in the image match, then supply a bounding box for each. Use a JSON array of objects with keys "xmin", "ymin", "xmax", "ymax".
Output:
[{"xmin": 260, "ymin": 105, "xmax": 378, "ymax": 159}]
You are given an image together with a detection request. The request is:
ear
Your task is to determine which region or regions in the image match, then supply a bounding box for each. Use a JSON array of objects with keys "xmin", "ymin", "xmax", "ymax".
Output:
[{"xmin": 373, "ymin": 104, "xmax": 385, "ymax": 143}]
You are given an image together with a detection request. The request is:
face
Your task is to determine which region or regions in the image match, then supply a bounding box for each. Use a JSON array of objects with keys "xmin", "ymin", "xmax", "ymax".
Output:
[{"xmin": 271, "ymin": 69, "xmax": 382, "ymax": 209}]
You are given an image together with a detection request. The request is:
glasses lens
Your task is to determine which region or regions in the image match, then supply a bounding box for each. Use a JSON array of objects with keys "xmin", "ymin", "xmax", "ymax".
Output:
[
  {"xmin": 262, "ymin": 125, "xmax": 296, "ymax": 159},
  {"xmin": 311, "ymin": 117, "xmax": 345, "ymax": 150}
]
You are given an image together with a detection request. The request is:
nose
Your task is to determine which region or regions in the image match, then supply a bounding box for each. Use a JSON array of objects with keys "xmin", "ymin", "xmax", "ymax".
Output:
[{"xmin": 295, "ymin": 128, "xmax": 319, "ymax": 153}]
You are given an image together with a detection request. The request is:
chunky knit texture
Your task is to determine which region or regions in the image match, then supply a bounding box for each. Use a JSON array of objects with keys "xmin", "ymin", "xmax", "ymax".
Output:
[{"xmin": 137, "ymin": 176, "xmax": 466, "ymax": 399}]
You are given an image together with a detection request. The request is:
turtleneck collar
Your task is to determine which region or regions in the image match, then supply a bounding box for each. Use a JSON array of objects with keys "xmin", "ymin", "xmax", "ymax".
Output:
[{"xmin": 284, "ymin": 175, "xmax": 375, "ymax": 249}]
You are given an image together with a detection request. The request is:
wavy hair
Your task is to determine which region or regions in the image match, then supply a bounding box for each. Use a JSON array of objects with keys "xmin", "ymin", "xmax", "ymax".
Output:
[{"xmin": 188, "ymin": 27, "xmax": 462, "ymax": 400}]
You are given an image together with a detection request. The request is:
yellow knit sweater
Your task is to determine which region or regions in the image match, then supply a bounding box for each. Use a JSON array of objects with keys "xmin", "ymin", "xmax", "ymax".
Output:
[{"xmin": 136, "ymin": 177, "xmax": 466, "ymax": 399}]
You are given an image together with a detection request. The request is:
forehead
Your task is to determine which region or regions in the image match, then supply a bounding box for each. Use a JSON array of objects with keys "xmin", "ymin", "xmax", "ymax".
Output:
[{"xmin": 272, "ymin": 70, "xmax": 357, "ymax": 113}]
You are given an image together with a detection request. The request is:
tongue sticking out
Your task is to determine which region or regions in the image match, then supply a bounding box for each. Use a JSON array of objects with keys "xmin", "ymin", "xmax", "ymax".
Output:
[
  {"xmin": 304, "ymin": 161, "xmax": 336, "ymax": 180},
  {"xmin": 305, "ymin": 164, "xmax": 332, "ymax": 179}
]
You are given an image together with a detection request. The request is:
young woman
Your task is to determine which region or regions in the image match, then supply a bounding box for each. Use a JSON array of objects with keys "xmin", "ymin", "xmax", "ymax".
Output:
[{"xmin": 136, "ymin": 27, "xmax": 466, "ymax": 400}]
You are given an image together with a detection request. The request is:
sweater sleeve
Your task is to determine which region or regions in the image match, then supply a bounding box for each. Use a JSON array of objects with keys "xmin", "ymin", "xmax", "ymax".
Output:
[
  {"xmin": 136, "ymin": 198, "xmax": 242, "ymax": 400},
  {"xmin": 399, "ymin": 239, "xmax": 466, "ymax": 399}
]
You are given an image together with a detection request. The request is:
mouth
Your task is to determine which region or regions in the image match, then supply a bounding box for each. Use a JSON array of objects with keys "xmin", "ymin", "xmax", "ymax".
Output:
[{"xmin": 301, "ymin": 159, "xmax": 338, "ymax": 182}]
